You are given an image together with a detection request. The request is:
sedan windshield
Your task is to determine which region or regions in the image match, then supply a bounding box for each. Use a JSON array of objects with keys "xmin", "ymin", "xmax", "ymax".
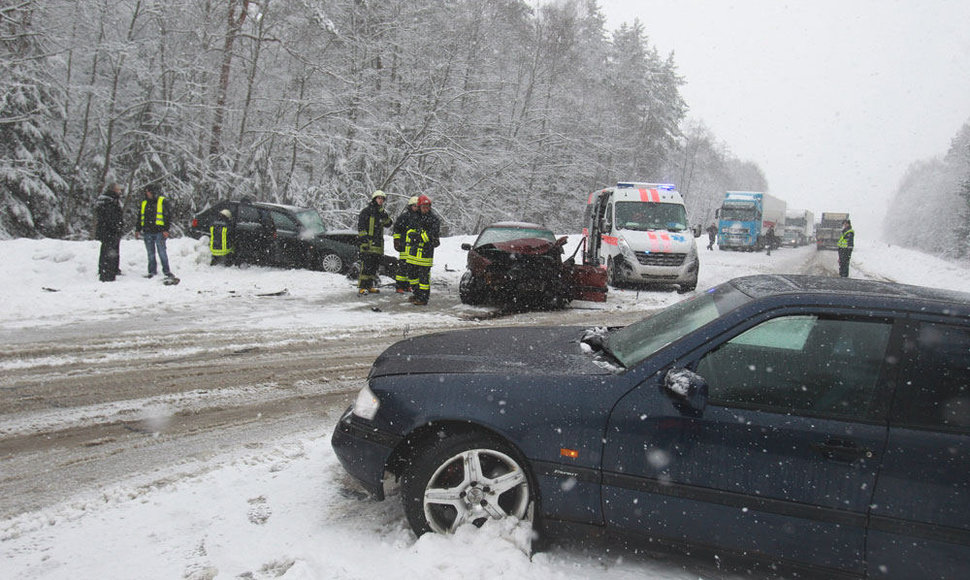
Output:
[
  {"xmin": 295, "ymin": 210, "xmax": 328, "ymax": 236},
  {"xmin": 475, "ymin": 226, "xmax": 556, "ymax": 247},
  {"xmin": 605, "ymin": 283, "xmax": 751, "ymax": 367}
]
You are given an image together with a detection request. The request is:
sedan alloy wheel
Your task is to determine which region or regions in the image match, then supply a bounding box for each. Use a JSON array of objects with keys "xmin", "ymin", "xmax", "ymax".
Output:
[{"xmin": 402, "ymin": 432, "xmax": 532, "ymax": 536}]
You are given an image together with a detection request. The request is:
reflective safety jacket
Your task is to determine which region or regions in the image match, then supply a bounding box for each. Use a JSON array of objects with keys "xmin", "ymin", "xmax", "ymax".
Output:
[
  {"xmin": 209, "ymin": 220, "xmax": 233, "ymax": 256},
  {"xmin": 837, "ymin": 227, "xmax": 854, "ymax": 250},
  {"xmin": 357, "ymin": 200, "xmax": 392, "ymax": 254},
  {"xmin": 137, "ymin": 196, "xmax": 169, "ymax": 234},
  {"xmin": 405, "ymin": 211, "xmax": 441, "ymax": 267},
  {"xmin": 393, "ymin": 208, "xmax": 417, "ymax": 256}
]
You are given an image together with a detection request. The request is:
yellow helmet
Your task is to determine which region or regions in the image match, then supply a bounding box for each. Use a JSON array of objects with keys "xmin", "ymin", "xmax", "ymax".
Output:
[
  {"xmin": 408, "ymin": 196, "xmax": 419, "ymax": 206},
  {"xmin": 372, "ymin": 190, "xmax": 386, "ymax": 200}
]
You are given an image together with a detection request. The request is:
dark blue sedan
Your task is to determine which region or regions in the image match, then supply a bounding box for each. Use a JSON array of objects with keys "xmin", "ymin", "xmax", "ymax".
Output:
[{"xmin": 332, "ymin": 274, "xmax": 970, "ymax": 578}]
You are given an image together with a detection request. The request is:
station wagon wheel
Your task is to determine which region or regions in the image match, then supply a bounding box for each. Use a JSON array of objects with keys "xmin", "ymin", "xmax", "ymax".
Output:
[
  {"xmin": 401, "ymin": 432, "xmax": 532, "ymax": 536},
  {"xmin": 318, "ymin": 252, "xmax": 344, "ymax": 273}
]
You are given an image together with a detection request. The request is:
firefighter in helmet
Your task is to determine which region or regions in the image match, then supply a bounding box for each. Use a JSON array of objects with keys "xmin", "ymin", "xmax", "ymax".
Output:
[
  {"xmin": 393, "ymin": 196, "xmax": 419, "ymax": 293},
  {"xmin": 404, "ymin": 195, "xmax": 440, "ymax": 306},
  {"xmin": 357, "ymin": 190, "xmax": 392, "ymax": 294}
]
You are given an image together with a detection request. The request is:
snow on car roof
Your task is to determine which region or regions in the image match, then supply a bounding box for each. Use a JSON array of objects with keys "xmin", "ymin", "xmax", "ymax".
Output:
[{"xmin": 732, "ymin": 274, "xmax": 970, "ymax": 312}]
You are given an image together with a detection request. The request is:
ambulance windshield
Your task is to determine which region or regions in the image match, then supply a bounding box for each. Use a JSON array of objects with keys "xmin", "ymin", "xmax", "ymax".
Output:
[{"xmin": 615, "ymin": 201, "xmax": 688, "ymax": 232}]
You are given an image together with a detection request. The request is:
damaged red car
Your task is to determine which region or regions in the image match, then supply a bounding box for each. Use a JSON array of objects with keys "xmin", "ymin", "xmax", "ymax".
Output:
[{"xmin": 458, "ymin": 222, "xmax": 607, "ymax": 309}]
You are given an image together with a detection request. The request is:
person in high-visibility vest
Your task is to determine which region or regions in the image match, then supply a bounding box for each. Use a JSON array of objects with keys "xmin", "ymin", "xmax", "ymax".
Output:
[
  {"xmin": 392, "ymin": 196, "xmax": 419, "ymax": 293},
  {"xmin": 356, "ymin": 190, "xmax": 392, "ymax": 294},
  {"xmin": 404, "ymin": 195, "xmax": 440, "ymax": 306},
  {"xmin": 209, "ymin": 209, "xmax": 235, "ymax": 266},
  {"xmin": 134, "ymin": 186, "xmax": 176, "ymax": 279},
  {"xmin": 837, "ymin": 219, "xmax": 854, "ymax": 278}
]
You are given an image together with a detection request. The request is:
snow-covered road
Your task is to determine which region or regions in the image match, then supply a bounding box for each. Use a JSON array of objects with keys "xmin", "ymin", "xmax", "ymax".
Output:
[{"xmin": 1, "ymin": 235, "xmax": 967, "ymax": 579}]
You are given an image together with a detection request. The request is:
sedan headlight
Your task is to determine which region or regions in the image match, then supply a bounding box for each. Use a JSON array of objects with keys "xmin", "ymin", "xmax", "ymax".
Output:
[{"xmin": 352, "ymin": 384, "xmax": 380, "ymax": 420}]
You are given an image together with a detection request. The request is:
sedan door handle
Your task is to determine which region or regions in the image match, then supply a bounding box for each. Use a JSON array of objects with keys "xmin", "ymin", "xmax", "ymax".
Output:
[{"xmin": 811, "ymin": 438, "xmax": 873, "ymax": 462}]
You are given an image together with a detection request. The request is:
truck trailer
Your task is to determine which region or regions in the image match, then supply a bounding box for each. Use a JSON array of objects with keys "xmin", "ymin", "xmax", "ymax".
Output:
[
  {"xmin": 716, "ymin": 191, "xmax": 786, "ymax": 251},
  {"xmin": 816, "ymin": 212, "xmax": 849, "ymax": 250}
]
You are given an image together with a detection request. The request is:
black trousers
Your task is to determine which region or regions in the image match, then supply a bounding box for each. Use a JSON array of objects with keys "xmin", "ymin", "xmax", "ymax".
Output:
[
  {"xmin": 413, "ymin": 264, "xmax": 431, "ymax": 302},
  {"xmin": 98, "ymin": 237, "xmax": 121, "ymax": 281},
  {"xmin": 838, "ymin": 248, "xmax": 852, "ymax": 277},
  {"xmin": 396, "ymin": 256, "xmax": 413, "ymax": 290},
  {"xmin": 358, "ymin": 252, "xmax": 383, "ymax": 289}
]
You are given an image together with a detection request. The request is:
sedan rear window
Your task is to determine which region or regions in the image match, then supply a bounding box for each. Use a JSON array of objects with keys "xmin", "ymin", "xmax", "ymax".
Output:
[{"xmin": 295, "ymin": 210, "xmax": 327, "ymax": 236}]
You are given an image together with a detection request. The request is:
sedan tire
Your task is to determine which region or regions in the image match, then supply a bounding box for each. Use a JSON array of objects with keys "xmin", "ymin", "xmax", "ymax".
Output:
[
  {"xmin": 401, "ymin": 431, "xmax": 533, "ymax": 537},
  {"xmin": 458, "ymin": 271, "xmax": 485, "ymax": 305}
]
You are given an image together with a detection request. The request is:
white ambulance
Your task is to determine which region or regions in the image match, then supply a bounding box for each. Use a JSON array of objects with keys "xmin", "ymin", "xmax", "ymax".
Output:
[{"xmin": 582, "ymin": 182, "xmax": 700, "ymax": 292}]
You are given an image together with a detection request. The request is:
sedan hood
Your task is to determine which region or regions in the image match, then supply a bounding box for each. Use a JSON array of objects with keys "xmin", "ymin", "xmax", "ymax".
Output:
[{"xmin": 370, "ymin": 326, "xmax": 611, "ymax": 378}]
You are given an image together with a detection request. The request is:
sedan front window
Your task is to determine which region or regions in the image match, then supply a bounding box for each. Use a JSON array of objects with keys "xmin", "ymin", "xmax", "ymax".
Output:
[{"xmin": 606, "ymin": 284, "xmax": 750, "ymax": 367}]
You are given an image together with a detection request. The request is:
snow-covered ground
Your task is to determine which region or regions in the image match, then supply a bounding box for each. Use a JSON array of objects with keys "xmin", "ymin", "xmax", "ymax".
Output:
[{"xmin": 1, "ymin": 234, "xmax": 969, "ymax": 579}]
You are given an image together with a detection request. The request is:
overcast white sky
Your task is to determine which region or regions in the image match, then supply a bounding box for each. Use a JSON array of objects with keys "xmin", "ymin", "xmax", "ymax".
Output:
[{"xmin": 597, "ymin": 0, "xmax": 970, "ymax": 234}]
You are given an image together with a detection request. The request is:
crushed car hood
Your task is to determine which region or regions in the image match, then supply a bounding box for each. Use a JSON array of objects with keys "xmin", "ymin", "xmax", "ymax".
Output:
[{"xmin": 370, "ymin": 326, "xmax": 612, "ymax": 378}]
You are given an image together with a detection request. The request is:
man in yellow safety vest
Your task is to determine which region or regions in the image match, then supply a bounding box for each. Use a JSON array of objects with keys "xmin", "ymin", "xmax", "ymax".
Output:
[
  {"xmin": 209, "ymin": 209, "xmax": 235, "ymax": 266},
  {"xmin": 837, "ymin": 220, "xmax": 854, "ymax": 278},
  {"xmin": 135, "ymin": 186, "xmax": 176, "ymax": 280}
]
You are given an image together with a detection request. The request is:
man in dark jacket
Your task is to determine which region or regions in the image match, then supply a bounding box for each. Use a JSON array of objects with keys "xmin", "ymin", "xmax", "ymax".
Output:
[
  {"xmin": 357, "ymin": 190, "xmax": 392, "ymax": 294},
  {"xmin": 134, "ymin": 186, "xmax": 175, "ymax": 279},
  {"xmin": 392, "ymin": 196, "xmax": 418, "ymax": 293},
  {"xmin": 404, "ymin": 195, "xmax": 441, "ymax": 306},
  {"xmin": 837, "ymin": 219, "xmax": 854, "ymax": 277},
  {"xmin": 94, "ymin": 182, "xmax": 124, "ymax": 282}
]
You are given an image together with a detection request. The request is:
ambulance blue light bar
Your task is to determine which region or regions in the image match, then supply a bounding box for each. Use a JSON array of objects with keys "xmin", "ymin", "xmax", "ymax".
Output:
[{"xmin": 616, "ymin": 182, "xmax": 676, "ymax": 190}]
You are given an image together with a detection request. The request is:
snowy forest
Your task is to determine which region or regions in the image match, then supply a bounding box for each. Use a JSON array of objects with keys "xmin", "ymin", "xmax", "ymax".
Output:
[
  {"xmin": 0, "ymin": 0, "xmax": 768, "ymax": 239},
  {"xmin": 883, "ymin": 120, "xmax": 970, "ymax": 259}
]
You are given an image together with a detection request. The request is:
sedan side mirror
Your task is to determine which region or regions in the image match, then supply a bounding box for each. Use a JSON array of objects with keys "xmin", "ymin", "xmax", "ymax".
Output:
[
  {"xmin": 460, "ymin": 243, "xmax": 472, "ymax": 251},
  {"xmin": 663, "ymin": 367, "xmax": 708, "ymax": 417}
]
